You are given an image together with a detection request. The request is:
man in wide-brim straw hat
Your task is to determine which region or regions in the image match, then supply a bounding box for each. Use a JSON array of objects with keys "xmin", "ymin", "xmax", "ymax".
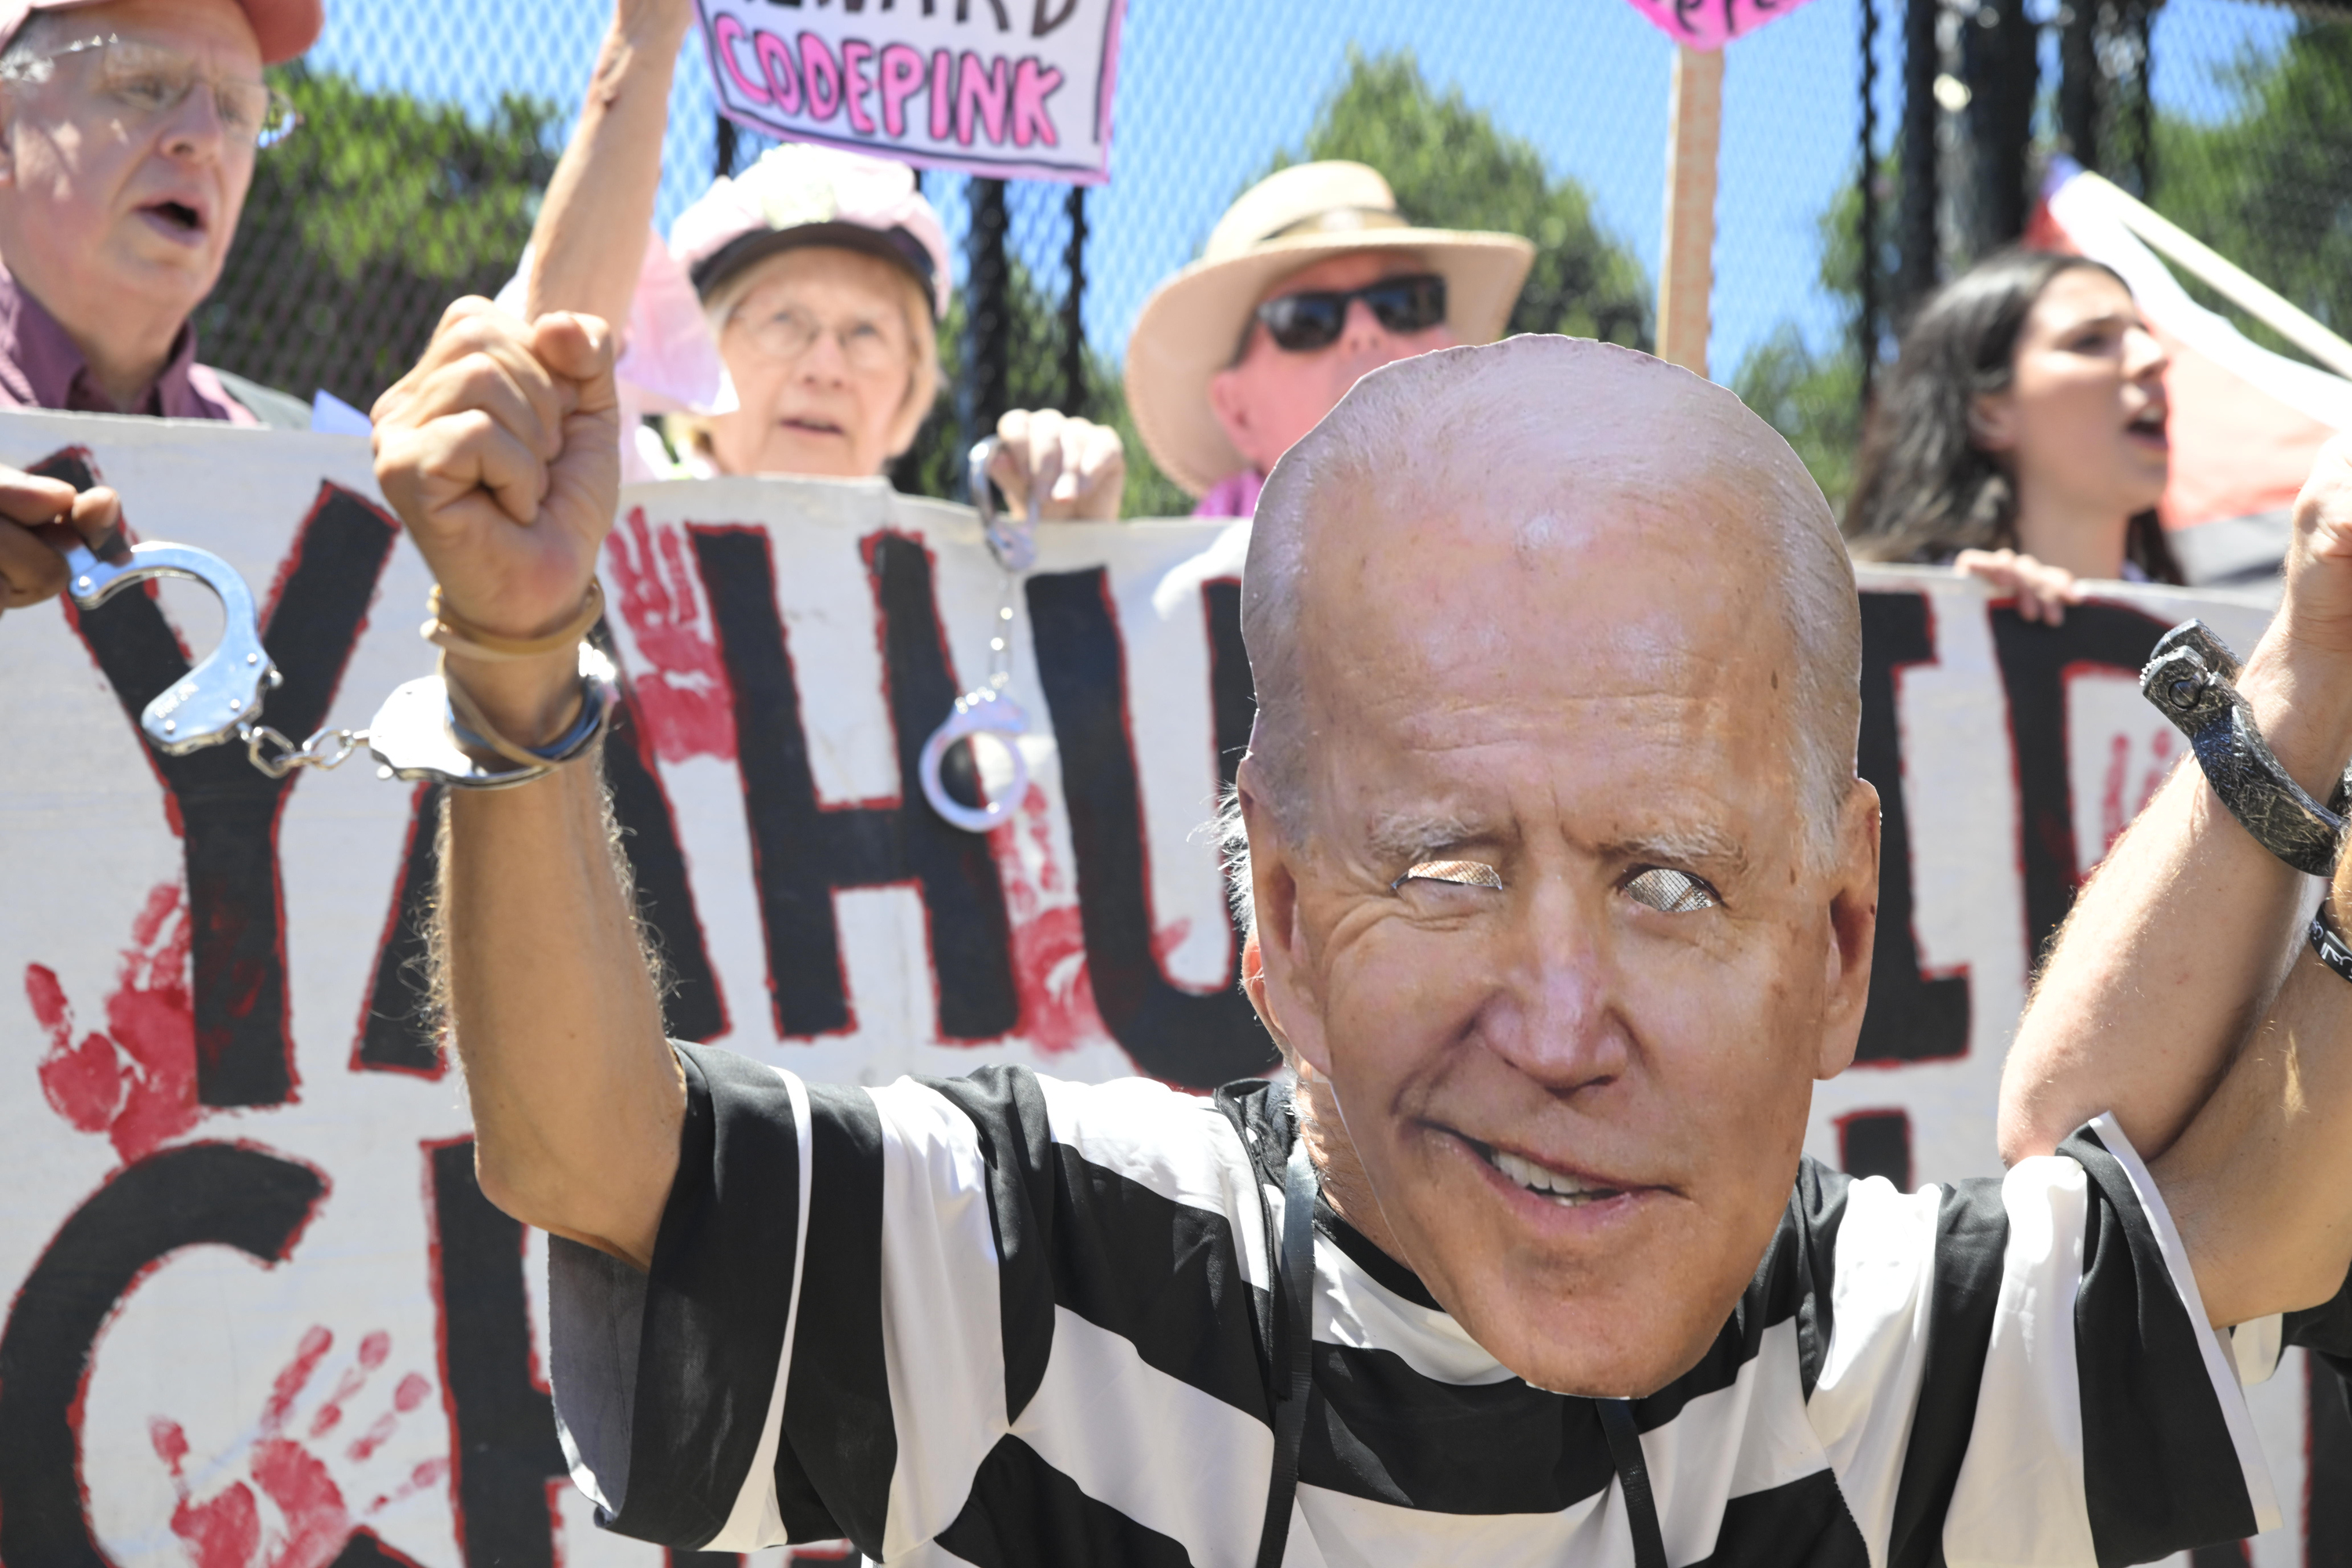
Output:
[{"xmin": 1125, "ymin": 158, "xmax": 1534, "ymax": 517}]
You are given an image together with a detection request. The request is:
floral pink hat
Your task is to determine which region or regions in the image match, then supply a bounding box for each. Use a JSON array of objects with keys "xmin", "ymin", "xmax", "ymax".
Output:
[{"xmin": 668, "ymin": 143, "xmax": 952, "ymax": 321}]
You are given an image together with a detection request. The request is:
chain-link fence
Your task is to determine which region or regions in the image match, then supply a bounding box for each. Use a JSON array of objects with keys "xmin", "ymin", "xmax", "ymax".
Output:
[
  {"xmin": 200, "ymin": 0, "xmax": 2349, "ymax": 517},
  {"xmin": 2145, "ymin": 0, "xmax": 2351, "ymax": 361},
  {"xmin": 1843, "ymin": 0, "xmax": 2350, "ymax": 414}
]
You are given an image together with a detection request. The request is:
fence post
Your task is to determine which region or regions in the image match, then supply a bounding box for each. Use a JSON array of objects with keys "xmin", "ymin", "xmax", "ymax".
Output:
[
  {"xmin": 2059, "ymin": 0, "xmax": 2098, "ymax": 170},
  {"xmin": 1062, "ymin": 187, "xmax": 1088, "ymax": 419},
  {"xmin": 1858, "ymin": 0, "xmax": 1879, "ymax": 413},
  {"xmin": 1965, "ymin": 0, "xmax": 2036, "ymax": 249},
  {"xmin": 960, "ymin": 178, "xmax": 1011, "ymax": 496},
  {"xmin": 1896, "ymin": 0, "xmax": 1940, "ymax": 320},
  {"xmin": 714, "ymin": 114, "xmax": 739, "ymax": 180},
  {"xmin": 2125, "ymin": 0, "xmax": 2154, "ymax": 198}
]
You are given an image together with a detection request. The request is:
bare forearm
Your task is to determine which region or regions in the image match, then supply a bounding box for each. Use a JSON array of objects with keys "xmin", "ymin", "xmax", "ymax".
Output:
[
  {"xmin": 441, "ymin": 668, "xmax": 682, "ymax": 1268},
  {"xmin": 2020, "ymin": 443, "xmax": 2352, "ymax": 1321},
  {"xmin": 2002, "ymin": 639, "xmax": 2352, "ymax": 1162},
  {"xmin": 368, "ymin": 278, "xmax": 667, "ymax": 1259},
  {"xmin": 525, "ymin": 3, "xmax": 692, "ymax": 325},
  {"xmin": 2161, "ymin": 877, "xmax": 2352, "ymax": 1325}
]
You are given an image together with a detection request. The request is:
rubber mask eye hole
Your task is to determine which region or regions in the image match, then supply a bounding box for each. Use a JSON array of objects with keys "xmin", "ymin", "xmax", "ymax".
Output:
[
  {"xmin": 1623, "ymin": 867, "xmax": 1718, "ymax": 913},
  {"xmin": 1392, "ymin": 859, "xmax": 1504, "ymax": 893}
]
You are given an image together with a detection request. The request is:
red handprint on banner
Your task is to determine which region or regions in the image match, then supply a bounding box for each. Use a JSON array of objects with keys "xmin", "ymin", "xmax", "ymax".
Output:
[
  {"xmin": 993, "ymin": 782, "xmax": 1103, "ymax": 1052},
  {"xmin": 604, "ymin": 507, "xmax": 735, "ymax": 762},
  {"xmin": 27, "ymin": 880, "xmax": 200, "ymax": 1163},
  {"xmin": 147, "ymin": 1325, "xmax": 445, "ymax": 1568},
  {"xmin": 2097, "ymin": 725, "xmax": 2178, "ymax": 863}
]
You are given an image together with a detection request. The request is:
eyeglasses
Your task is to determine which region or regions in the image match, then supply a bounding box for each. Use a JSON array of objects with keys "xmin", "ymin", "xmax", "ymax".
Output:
[
  {"xmin": 731, "ymin": 303, "xmax": 909, "ymax": 374},
  {"xmin": 0, "ymin": 34, "xmax": 300, "ymax": 149},
  {"xmin": 1253, "ymin": 274, "xmax": 1448, "ymax": 354}
]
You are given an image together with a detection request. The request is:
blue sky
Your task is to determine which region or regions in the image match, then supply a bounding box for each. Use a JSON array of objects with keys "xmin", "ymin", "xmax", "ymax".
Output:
[{"xmin": 308, "ymin": 0, "xmax": 2292, "ymax": 383}]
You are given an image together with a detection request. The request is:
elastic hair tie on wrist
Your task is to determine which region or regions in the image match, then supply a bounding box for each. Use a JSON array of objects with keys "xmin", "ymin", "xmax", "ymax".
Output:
[
  {"xmin": 437, "ymin": 651, "xmax": 586, "ymax": 770},
  {"xmin": 423, "ymin": 579, "xmax": 604, "ymax": 664}
]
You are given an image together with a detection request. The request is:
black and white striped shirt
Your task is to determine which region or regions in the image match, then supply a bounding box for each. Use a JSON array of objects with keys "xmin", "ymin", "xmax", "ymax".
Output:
[{"xmin": 548, "ymin": 1043, "xmax": 2289, "ymax": 1566}]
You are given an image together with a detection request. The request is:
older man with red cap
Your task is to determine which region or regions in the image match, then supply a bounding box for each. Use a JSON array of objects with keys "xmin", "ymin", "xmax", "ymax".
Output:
[{"xmin": 0, "ymin": 0, "xmax": 319, "ymax": 621}]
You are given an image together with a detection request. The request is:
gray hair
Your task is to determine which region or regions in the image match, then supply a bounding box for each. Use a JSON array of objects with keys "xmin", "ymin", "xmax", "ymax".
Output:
[{"xmin": 1225, "ymin": 336, "xmax": 1862, "ymax": 936}]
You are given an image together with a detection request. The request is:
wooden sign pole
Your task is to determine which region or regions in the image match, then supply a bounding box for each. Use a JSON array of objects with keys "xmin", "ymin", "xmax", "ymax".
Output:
[{"xmin": 1658, "ymin": 44, "xmax": 1724, "ymax": 377}]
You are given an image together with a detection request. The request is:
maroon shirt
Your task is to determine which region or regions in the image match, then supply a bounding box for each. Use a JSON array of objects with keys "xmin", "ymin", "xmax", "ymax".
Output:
[{"xmin": 0, "ymin": 262, "xmax": 256, "ymax": 423}]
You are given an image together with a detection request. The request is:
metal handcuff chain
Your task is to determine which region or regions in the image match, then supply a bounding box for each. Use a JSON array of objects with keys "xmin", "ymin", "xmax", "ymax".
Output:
[
  {"xmin": 67, "ymin": 537, "xmax": 613, "ymax": 789},
  {"xmin": 917, "ymin": 437, "xmax": 1037, "ymax": 834}
]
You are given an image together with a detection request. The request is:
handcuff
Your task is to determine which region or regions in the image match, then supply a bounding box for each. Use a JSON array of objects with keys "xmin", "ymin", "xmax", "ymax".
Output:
[
  {"xmin": 2141, "ymin": 619, "xmax": 2352, "ymax": 982},
  {"xmin": 66, "ymin": 536, "xmax": 614, "ymax": 789},
  {"xmin": 916, "ymin": 437, "xmax": 1036, "ymax": 834}
]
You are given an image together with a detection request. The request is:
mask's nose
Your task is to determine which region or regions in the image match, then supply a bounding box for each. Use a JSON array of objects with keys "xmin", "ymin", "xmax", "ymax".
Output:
[{"xmin": 1477, "ymin": 877, "xmax": 1630, "ymax": 1094}]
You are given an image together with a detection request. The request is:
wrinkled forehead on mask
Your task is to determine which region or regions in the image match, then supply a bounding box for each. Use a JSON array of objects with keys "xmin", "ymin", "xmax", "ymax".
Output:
[{"xmin": 1237, "ymin": 335, "xmax": 1863, "ymax": 851}]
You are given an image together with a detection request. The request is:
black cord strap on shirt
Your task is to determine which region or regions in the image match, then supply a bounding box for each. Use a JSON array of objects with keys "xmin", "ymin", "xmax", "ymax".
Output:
[
  {"xmin": 1252, "ymin": 1105, "xmax": 1667, "ymax": 1568},
  {"xmin": 1596, "ymin": 1397, "xmax": 1669, "ymax": 1568},
  {"xmin": 1254, "ymin": 1124, "xmax": 1319, "ymax": 1568}
]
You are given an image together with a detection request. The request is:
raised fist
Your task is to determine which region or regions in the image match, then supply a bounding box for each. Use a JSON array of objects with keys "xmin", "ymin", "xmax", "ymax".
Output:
[
  {"xmin": 371, "ymin": 298, "xmax": 620, "ymax": 742},
  {"xmin": 2282, "ymin": 434, "xmax": 2352, "ymax": 658}
]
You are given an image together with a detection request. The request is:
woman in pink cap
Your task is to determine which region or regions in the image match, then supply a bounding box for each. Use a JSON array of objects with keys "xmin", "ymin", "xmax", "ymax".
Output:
[{"xmin": 508, "ymin": 0, "xmax": 1123, "ymax": 514}]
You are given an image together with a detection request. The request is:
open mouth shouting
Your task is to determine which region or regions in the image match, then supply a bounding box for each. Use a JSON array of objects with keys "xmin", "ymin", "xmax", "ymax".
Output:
[
  {"xmin": 2125, "ymin": 400, "xmax": 2169, "ymax": 448},
  {"xmin": 137, "ymin": 198, "xmax": 209, "ymax": 245}
]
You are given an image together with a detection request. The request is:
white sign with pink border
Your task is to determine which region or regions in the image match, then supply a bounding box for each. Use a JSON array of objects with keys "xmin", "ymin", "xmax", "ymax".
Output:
[{"xmin": 695, "ymin": 0, "xmax": 1124, "ymax": 184}]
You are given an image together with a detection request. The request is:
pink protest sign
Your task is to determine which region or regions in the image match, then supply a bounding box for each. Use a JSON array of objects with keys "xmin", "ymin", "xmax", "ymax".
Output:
[
  {"xmin": 1622, "ymin": 0, "xmax": 1821, "ymax": 50},
  {"xmin": 696, "ymin": 0, "xmax": 1125, "ymax": 184}
]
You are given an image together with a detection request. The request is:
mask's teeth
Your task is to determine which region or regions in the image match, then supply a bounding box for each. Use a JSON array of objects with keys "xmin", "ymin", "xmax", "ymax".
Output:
[{"xmin": 1490, "ymin": 1148, "xmax": 1607, "ymax": 1202}]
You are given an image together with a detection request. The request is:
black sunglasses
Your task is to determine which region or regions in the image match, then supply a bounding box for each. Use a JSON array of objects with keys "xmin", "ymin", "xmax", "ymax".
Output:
[{"xmin": 1252, "ymin": 274, "xmax": 1448, "ymax": 353}]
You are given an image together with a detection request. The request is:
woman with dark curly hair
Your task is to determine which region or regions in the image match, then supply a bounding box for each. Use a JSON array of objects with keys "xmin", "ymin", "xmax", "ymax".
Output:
[{"xmin": 1845, "ymin": 249, "xmax": 2180, "ymax": 620}]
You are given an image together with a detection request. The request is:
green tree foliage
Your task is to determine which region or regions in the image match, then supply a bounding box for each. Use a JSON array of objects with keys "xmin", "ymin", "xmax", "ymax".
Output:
[
  {"xmin": 900, "ymin": 49, "xmax": 1653, "ymax": 516},
  {"xmin": 1737, "ymin": 16, "xmax": 2352, "ymax": 516},
  {"xmin": 1734, "ymin": 323, "xmax": 1865, "ymax": 509},
  {"xmin": 1730, "ymin": 173, "xmax": 1881, "ymax": 511},
  {"xmin": 1277, "ymin": 49, "xmax": 1652, "ymax": 350},
  {"xmin": 199, "ymin": 66, "xmax": 561, "ymax": 408},
  {"xmin": 890, "ymin": 261, "xmax": 1152, "ymax": 506},
  {"xmin": 2148, "ymin": 22, "xmax": 2352, "ymax": 353}
]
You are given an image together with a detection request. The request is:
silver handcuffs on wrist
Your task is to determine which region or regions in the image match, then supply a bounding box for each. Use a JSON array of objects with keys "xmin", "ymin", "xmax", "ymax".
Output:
[
  {"xmin": 372, "ymin": 641, "xmax": 617, "ymax": 789},
  {"xmin": 66, "ymin": 537, "xmax": 613, "ymax": 789},
  {"xmin": 2141, "ymin": 619, "xmax": 2352, "ymax": 980}
]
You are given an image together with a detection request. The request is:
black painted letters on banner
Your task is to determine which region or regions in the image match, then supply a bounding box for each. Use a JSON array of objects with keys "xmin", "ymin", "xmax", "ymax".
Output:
[
  {"xmin": 695, "ymin": 525, "xmax": 1018, "ymax": 1040},
  {"xmin": 45, "ymin": 449, "xmax": 398, "ymax": 1109},
  {"xmin": 1029, "ymin": 570, "xmax": 1274, "ymax": 1087},
  {"xmin": 0, "ymin": 1145, "xmax": 328, "ymax": 1568},
  {"xmin": 1988, "ymin": 602, "xmax": 2172, "ymax": 972},
  {"xmin": 1853, "ymin": 591, "xmax": 1971, "ymax": 1064}
]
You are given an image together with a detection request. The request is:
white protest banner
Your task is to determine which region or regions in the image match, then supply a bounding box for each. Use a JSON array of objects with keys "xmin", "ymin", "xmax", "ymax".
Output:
[
  {"xmin": 0, "ymin": 409, "xmax": 2332, "ymax": 1566},
  {"xmin": 695, "ymin": 0, "xmax": 1123, "ymax": 184}
]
